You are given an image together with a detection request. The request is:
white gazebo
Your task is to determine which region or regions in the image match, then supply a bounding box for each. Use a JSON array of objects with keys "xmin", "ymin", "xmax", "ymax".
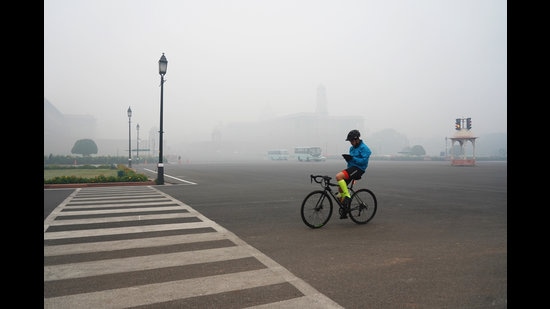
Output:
[{"xmin": 450, "ymin": 129, "xmax": 478, "ymax": 166}]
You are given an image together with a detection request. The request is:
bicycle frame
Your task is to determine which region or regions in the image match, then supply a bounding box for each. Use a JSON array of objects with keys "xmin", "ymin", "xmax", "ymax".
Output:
[{"xmin": 310, "ymin": 174, "xmax": 357, "ymax": 206}]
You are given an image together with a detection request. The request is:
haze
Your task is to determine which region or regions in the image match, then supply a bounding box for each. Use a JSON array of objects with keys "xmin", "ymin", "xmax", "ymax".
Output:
[{"xmin": 44, "ymin": 0, "xmax": 507, "ymax": 156}]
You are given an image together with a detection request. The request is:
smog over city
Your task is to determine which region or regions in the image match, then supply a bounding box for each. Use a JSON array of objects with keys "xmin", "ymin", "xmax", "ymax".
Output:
[{"xmin": 44, "ymin": 0, "xmax": 506, "ymax": 160}]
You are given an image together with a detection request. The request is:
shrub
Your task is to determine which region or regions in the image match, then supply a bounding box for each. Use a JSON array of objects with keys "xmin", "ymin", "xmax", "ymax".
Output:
[{"xmin": 44, "ymin": 165, "xmax": 150, "ymax": 184}]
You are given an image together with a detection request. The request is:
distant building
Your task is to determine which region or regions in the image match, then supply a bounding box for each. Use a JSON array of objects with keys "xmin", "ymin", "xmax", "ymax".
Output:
[
  {"xmin": 44, "ymin": 98, "xmax": 98, "ymax": 155},
  {"xmin": 44, "ymin": 85, "xmax": 366, "ymax": 159},
  {"xmin": 178, "ymin": 85, "xmax": 365, "ymax": 161},
  {"xmin": 316, "ymin": 84, "xmax": 328, "ymax": 115}
]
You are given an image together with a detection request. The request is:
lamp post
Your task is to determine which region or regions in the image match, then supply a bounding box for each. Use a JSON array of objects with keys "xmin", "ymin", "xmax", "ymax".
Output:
[
  {"xmin": 136, "ymin": 123, "xmax": 140, "ymax": 164},
  {"xmin": 445, "ymin": 136, "xmax": 448, "ymax": 158},
  {"xmin": 157, "ymin": 53, "xmax": 168, "ymax": 184},
  {"xmin": 127, "ymin": 106, "xmax": 132, "ymax": 167}
]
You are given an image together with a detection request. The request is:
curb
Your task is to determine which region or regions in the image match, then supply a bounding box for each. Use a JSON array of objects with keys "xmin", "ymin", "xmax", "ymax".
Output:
[{"xmin": 44, "ymin": 181, "xmax": 156, "ymax": 189}]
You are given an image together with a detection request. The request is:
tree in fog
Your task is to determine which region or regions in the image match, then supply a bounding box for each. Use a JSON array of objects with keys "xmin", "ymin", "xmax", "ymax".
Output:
[
  {"xmin": 71, "ymin": 139, "xmax": 98, "ymax": 156},
  {"xmin": 410, "ymin": 145, "xmax": 426, "ymax": 156}
]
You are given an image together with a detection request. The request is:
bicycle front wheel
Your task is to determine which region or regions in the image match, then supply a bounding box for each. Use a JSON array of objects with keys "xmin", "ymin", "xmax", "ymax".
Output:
[
  {"xmin": 349, "ymin": 189, "xmax": 377, "ymax": 225},
  {"xmin": 301, "ymin": 190, "xmax": 333, "ymax": 229}
]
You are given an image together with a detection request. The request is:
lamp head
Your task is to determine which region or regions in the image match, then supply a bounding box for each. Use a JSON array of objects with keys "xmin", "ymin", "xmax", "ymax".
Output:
[{"xmin": 159, "ymin": 53, "xmax": 168, "ymax": 75}]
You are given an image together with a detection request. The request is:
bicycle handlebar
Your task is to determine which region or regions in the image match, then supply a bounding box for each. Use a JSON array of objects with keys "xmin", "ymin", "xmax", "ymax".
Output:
[
  {"xmin": 310, "ymin": 174, "xmax": 356, "ymax": 189},
  {"xmin": 310, "ymin": 174, "xmax": 335, "ymax": 186}
]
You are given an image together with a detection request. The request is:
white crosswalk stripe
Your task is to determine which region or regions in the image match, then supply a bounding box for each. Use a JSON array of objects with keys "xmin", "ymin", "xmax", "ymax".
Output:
[{"xmin": 44, "ymin": 186, "xmax": 342, "ymax": 308}]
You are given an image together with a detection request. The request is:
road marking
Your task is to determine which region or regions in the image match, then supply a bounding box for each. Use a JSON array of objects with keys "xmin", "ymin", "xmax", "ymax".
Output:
[
  {"xmin": 142, "ymin": 168, "xmax": 197, "ymax": 184},
  {"xmin": 44, "ymin": 186, "xmax": 342, "ymax": 308}
]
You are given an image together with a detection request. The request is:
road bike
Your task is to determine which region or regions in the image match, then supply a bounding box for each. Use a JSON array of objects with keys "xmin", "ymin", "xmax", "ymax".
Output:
[{"xmin": 300, "ymin": 174, "xmax": 377, "ymax": 229}]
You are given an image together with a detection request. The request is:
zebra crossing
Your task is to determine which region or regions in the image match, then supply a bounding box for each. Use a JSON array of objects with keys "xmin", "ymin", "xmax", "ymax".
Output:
[{"xmin": 44, "ymin": 185, "xmax": 343, "ymax": 308}]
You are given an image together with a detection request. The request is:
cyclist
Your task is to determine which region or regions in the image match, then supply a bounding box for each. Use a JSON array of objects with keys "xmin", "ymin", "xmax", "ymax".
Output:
[{"xmin": 337, "ymin": 129, "xmax": 372, "ymax": 219}]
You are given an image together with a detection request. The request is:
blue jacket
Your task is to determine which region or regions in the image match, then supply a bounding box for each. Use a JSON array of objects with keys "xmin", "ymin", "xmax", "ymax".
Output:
[{"xmin": 347, "ymin": 140, "xmax": 371, "ymax": 171}]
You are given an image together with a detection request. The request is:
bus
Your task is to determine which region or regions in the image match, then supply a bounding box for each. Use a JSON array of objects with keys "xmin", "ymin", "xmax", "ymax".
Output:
[
  {"xmin": 267, "ymin": 149, "xmax": 289, "ymax": 160},
  {"xmin": 294, "ymin": 146, "xmax": 326, "ymax": 162}
]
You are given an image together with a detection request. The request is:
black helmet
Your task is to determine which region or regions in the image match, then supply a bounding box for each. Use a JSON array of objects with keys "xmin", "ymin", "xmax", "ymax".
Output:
[{"xmin": 346, "ymin": 129, "xmax": 360, "ymax": 141}]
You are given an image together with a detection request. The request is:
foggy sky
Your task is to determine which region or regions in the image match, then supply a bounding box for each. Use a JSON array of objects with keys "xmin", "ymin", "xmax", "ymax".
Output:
[{"xmin": 44, "ymin": 0, "xmax": 507, "ymax": 145}]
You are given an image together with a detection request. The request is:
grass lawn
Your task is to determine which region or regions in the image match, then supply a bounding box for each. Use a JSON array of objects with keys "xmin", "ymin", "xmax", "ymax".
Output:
[{"xmin": 44, "ymin": 169, "xmax": 119, "ymax": 180}]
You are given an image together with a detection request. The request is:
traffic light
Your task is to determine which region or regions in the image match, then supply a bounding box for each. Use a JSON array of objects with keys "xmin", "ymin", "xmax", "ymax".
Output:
[
  {"xmin": 455, "ymin": 118, "xmax": 461, "ymax": 130},
  {"xmin": 466, "ymin": 118, "xmax": 472, "ymax": 130}
]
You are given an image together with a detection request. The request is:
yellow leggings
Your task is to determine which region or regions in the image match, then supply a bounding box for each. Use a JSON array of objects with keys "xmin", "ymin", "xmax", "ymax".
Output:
[{"xmin": 337, "ymin": 179, "xmax": 350, "ymax": 198}]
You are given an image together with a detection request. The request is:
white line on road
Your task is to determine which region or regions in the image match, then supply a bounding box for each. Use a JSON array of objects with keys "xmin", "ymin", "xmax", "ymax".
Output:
[{"xmin": 143, "ymin": 168, "xmax": 197, "ymax": 184}]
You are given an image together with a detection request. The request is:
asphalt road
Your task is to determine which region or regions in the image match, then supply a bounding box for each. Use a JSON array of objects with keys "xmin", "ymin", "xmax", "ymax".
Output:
[{"xmin": 44, "ymin": 159, "xmax": 507, "ymax": 308}]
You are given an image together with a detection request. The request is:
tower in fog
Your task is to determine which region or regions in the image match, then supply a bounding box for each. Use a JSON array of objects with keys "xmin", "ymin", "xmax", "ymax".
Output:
[{"xmin": 316, "ymin": 84, "xmax": 328, "ymax": 115}]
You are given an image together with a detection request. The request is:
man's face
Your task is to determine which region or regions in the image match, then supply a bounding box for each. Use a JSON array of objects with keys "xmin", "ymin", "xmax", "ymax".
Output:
[{"xmin": 350, "ymin": 138, "xmax": 359, "ymax": 147}]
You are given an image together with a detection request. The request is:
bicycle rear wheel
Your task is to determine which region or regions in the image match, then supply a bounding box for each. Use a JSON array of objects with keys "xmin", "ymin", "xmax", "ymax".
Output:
[
  {"xmin": 301, "ymin": 190, "xmax": 333, "ymax": 229},
  {"xmin": 349, "ymin": 188, "xmax": 377, "ymax": 225}
]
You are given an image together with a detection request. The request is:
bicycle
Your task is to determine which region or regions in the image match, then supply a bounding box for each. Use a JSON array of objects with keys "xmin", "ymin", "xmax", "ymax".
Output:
[{"xmin": 300, "ymin": 174, "xmax": 377, "ymax": 229}]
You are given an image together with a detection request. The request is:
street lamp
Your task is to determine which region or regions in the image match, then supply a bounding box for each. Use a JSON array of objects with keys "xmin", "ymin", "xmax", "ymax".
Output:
[
  {"xmin": 157, "ymin": 53, "xmax": 168, "ymax": 184},
  {"xmin": 136, "ymin": 123, "xmax": 140, "ymax": 164},
  {"xmin": 127, "ymin": 106, "xmax": 132, "ymax": 167}
]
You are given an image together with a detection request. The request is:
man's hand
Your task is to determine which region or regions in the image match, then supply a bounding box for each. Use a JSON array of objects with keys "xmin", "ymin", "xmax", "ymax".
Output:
[{"xmin": 342, "ymin": 154, "xmax": 352, "ymax": 162}]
